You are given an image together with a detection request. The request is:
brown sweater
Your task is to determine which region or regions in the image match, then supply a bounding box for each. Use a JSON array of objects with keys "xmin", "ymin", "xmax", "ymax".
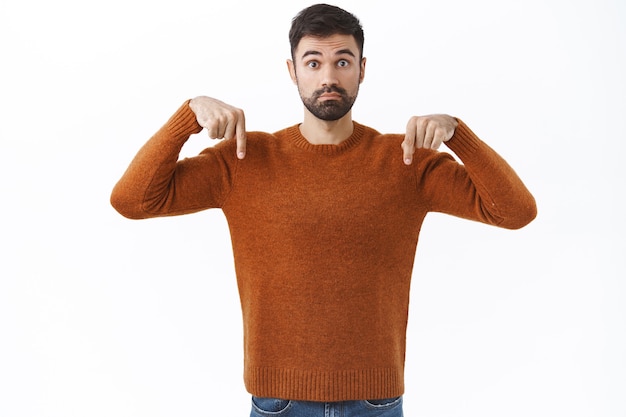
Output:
[{"xmin": 111, "ymin": 101, "xmax": 536, "ymax": 402}]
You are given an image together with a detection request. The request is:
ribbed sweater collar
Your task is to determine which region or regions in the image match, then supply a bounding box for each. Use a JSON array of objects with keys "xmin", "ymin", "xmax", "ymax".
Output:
[{"xmin": 286, "ymin": 122, "xmax": 366, "ymax": 155}]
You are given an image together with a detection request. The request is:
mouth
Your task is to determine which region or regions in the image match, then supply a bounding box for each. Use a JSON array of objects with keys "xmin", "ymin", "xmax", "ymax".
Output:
[{"xmin": 318, "ymin": 93, "xmax": 342, "ymax": 101}]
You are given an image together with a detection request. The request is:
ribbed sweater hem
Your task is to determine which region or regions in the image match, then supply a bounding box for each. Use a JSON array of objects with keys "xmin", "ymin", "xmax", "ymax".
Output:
[{"xmin": 244, "ymin": 366, "xmax": 404, "ymax": 402}]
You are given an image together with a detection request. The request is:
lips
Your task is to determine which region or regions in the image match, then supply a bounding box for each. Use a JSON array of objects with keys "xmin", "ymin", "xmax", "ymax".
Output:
[{"xmin": 319, "ymin": 94, "xmax": 341, "ymax": 101}]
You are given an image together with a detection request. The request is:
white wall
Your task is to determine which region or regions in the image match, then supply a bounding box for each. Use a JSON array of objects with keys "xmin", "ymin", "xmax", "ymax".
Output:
[{"xmin": 1, "ymin": 0, "xmax": 624, "ymax": 416}]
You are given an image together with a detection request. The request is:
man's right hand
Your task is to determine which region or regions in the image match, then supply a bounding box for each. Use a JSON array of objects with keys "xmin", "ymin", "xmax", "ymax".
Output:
[{"xmin": 189, "ymin": 96, "xmax": 247, "ymax": 159}]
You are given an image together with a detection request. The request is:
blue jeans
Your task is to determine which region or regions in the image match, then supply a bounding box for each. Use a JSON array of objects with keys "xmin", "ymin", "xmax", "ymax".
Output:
[{"xmin": 250, "ymin": 396, "xmax": 403, "ymax": 417}]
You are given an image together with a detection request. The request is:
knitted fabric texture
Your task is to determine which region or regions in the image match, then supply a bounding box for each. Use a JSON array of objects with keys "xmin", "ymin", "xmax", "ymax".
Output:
[{"xmin": 111, "ymin": 101, "xmax": 536, "ymax": 401}]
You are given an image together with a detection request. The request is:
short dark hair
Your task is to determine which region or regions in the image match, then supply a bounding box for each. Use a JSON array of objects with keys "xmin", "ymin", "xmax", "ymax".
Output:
[{"xmin": 289, "ymin": 4, "xmax": 364, "ymax": 60}]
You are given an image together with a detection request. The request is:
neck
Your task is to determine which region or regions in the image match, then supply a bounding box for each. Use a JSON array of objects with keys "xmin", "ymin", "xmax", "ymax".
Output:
[{"xmin": 299, "ymin": 111, "xmax": 354, "ymax": 145}]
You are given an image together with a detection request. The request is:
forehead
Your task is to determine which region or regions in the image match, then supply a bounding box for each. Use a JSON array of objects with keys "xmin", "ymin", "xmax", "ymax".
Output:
[{"xmin": 294, "ymin": 34, "xmax": 359, "ymax": 59}]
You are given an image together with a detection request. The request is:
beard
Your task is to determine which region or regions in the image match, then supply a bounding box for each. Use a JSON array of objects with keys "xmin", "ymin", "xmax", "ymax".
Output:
[{"xmin": 300, "ymin": 85, "xmax": 358, "ymax": 121}]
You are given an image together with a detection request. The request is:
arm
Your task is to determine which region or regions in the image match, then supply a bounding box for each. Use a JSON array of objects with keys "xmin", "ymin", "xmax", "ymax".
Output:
[
  {"xmin": 110, "ymin": 98, "xmax": 244, "ymax": 219},
  {"xmin": 404, "ymin": 116, "xmax": 537, "ymax": 229}
]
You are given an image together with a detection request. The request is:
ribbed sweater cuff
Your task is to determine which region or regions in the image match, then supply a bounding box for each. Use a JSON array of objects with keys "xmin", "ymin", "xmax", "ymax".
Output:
[
  {"xmin": 163, "ymin": 100, "xmax": 203, "ymax": 141},
  {"xmin": 445, "ymin": 118, "xmax": 482, "ymax": 160}
]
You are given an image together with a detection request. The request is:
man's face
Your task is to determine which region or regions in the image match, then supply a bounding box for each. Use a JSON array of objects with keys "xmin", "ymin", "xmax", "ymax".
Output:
[{"xmin": 288, "ymin": 34, "xmax": 366, "ymax": 121}]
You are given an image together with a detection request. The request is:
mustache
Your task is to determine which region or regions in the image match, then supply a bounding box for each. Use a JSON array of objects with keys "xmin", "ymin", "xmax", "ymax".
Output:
[{"xmin": 313, "ymin": 85, "xmax": 348, "ymax": 98}]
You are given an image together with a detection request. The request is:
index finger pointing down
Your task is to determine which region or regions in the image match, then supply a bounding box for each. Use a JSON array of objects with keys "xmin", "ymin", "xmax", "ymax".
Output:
[{"xmin": 236, "ymin": 116, "xmax": 246, "ymax": 159}]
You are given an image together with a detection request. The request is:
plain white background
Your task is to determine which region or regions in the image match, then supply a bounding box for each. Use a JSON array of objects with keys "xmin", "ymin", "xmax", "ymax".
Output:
[{"xmin": 1, "ymin": 0, "xmax": 624, "ymax": 416}]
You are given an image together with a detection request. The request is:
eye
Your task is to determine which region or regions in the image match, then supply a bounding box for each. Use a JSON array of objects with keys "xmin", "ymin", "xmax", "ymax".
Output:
[
  {"xmin": 306, "ymin": 61, "xmax": 319, "ymax": 69},
  {"xmin": 337, "ymin": 59, "xmax": 350, "ymax": 68}
]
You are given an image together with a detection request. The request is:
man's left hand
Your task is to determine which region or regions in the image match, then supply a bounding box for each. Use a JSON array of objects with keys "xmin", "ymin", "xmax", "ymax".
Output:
[{"xmin": 402, "ymin": 114, "xmax": 458, "ymax": 165}]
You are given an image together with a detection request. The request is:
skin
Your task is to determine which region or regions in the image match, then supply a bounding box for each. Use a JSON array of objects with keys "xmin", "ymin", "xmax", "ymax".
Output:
[{"xmin": 189, "ymin": 33, "xmax": 458, "ymax": 165}]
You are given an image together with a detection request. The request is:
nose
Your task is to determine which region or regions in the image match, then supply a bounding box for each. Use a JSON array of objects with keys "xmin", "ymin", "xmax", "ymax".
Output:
[{"xmin": 320, "ymin": 65, "xmax": 339, "ymax": 87}]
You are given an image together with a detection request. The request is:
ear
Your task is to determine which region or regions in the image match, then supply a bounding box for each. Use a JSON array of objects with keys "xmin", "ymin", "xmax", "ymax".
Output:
[
  {"xmin": 286, "ymin": 59, "xmax": 297, "ymax": 84},
  {"xmin": 359, "ymin": 57, "xmax": 367, "ymax": 84}
]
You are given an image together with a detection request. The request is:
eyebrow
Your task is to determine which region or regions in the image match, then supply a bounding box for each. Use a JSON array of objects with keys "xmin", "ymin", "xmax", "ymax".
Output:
[{"xmin": 300, "ymin": 48, "xmax": 356, "ymax": 60}]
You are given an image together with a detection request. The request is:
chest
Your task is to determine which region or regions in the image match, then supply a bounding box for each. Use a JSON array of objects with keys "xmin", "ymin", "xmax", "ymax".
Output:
[{"xmin": 225, "ymin": 152, "xmax": 423, "ymax": 234}]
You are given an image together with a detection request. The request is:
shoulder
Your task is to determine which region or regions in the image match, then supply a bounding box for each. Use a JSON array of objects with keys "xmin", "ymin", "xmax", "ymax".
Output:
[
  {"xmin": 354, "ymin": 122, "xmax": 406, "ymax": 155},
  {"xmin": 207, "ymin": 130, "xmax": 282, "ymax": 152},
  {"xmin": 355, "ymin": 122, "xmax": 457, "ymax": 168},
  {"xmin": 354, "ymin": 121, "xmax": 403, "ymax": 145},
  {"xmin": 199, "ymin": 128, "xmax": 295, "ymax": 166}
]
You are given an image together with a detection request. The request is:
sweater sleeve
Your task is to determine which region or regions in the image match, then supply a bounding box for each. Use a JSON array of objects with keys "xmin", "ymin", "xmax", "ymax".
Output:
[
  {"xmin": 110, "ymin": 100, "xmax": 237, "ymax": 219},
  {"xmin": 415, "ymin": 119, "xmax": 537, "ymax": 230}
]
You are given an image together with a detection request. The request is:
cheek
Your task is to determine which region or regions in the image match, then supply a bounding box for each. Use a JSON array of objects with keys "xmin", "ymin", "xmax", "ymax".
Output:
[
  {"xmin": 295, "ymin": 73, "xmax": 317, "ymax": 92},
  {"xmin": 342, "ymin": 72, "xmax": 362, "ymax": 92}
]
